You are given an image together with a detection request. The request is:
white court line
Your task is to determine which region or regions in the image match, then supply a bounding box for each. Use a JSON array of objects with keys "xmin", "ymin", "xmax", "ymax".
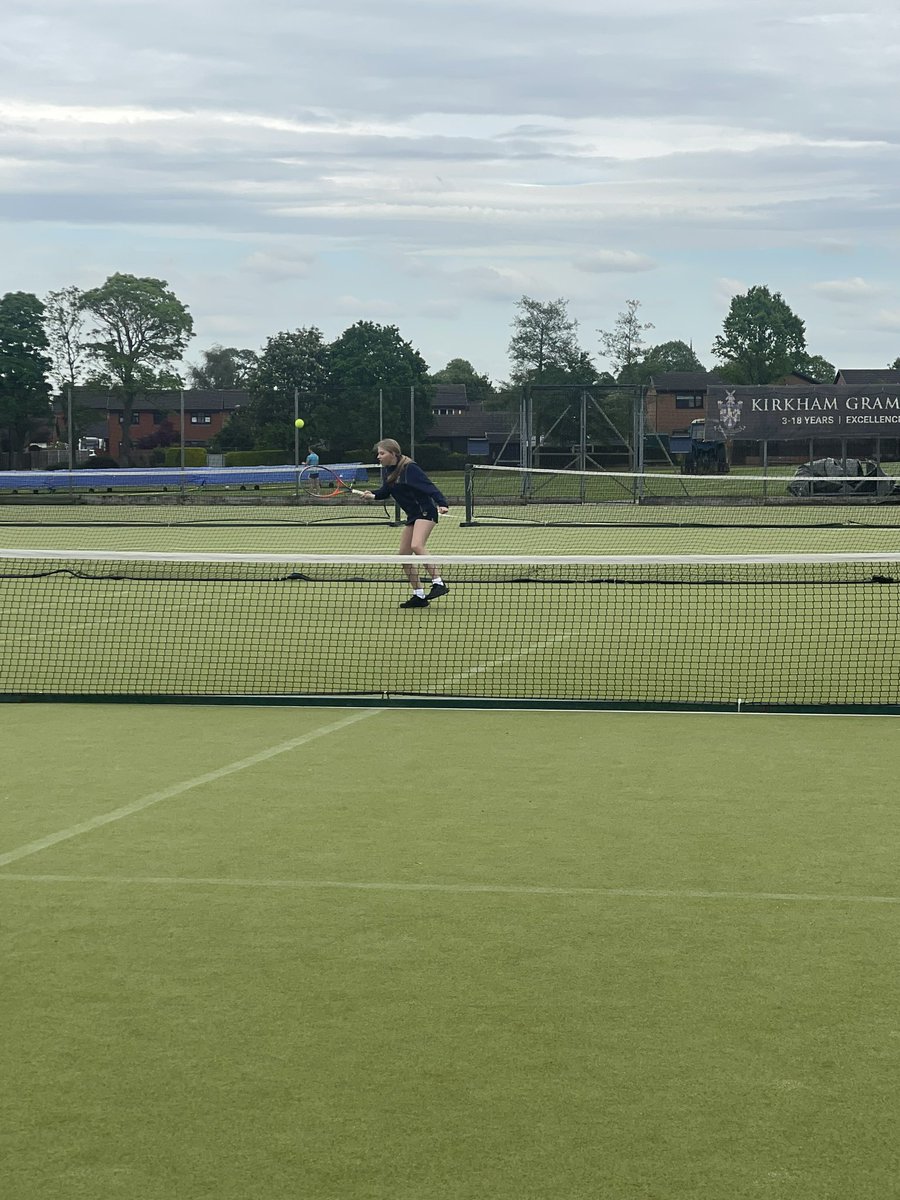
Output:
[
  {"xmin": 0, "ymin": 629, "xmax": 568, "ymax": 870},
  {"xmin": 0, "ymin": 708, "xmax": 381, "ymax": 868},
  {"xmin": 0, "ymin": 873, "xmax": 898, "ymax": 905},
  {"xmin": 438, "ymin": 632, "xmax": 574, "ymax": 687}
]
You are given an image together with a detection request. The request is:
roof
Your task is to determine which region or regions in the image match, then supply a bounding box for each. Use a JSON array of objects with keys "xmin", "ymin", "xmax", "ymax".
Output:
[
  {"xmin": 432, "ymin": 382, "xmax": 470, "ymax": 408},
  {"xmin": 427, "ymin": 402, "xmax": 517, "ymax": 439},
  {"xmin": 56, "ymin": 388, "xmax": 248, "ymax": 412},
  {"xmin": 835, "ymin": 369, "xmax": 900, "ymax": 386},
  {"xmin": 648, "ymin": 371, "xmax": 726, "ymax": 390}
]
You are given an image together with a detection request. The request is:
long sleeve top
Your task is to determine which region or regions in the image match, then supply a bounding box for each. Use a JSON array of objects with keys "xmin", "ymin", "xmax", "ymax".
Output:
[{"xmin": 372, "ymin": 462, "xmax": 449, "ymax": 519}]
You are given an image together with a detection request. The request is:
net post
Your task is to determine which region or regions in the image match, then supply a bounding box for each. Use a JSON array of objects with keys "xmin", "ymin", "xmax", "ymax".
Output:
[
  {"xmin": 179, "ymin": 389, "xmax": 186, "ymax": 500},
  {"xmin": 464, "ymin": 462, "xmax": 474, "ymax": 524}
]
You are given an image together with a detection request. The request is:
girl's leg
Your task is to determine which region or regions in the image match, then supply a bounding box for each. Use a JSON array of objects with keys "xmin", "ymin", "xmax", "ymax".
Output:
[
  {"xmin": 398, "ymin": 524, "xmax": 421, "ymax": 590},
  {"xmin": 410, "ymin": 519, "xmax": 438, "ymax": 580}
]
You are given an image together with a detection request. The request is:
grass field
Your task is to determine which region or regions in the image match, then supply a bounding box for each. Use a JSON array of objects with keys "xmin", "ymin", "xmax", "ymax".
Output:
[
  {"xmin": 2, "ymin": 491, "xmax": 900, "ymax": 710},
  {"xmin": 2, "ymin": 705, "xmax": 899, "ymax": 1200},
  {"xmin": 2, "ymin": 490, "xmax": 899, "ymax": 1196},
  {"xmin": 2, "ymin": 557, "xmax": 899, "ymax": 709}
]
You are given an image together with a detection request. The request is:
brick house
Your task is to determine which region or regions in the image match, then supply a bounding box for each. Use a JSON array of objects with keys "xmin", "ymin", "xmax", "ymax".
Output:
[{"xmin": 56, "ymin": 388, "xmax": 246, "ymax": 458}]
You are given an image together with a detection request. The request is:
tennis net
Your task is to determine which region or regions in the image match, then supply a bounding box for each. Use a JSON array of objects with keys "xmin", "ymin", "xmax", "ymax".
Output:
[
  {"xmin": 465, "ymin": 464, "xmax": 900, "ymax": 530},
  {"xmin": 0, "ymin": 464, "xmax": 396, "ymax": 525},
  {"xmin": 2, "ymin": 549, "xmax": 899, "ymax": 712}
]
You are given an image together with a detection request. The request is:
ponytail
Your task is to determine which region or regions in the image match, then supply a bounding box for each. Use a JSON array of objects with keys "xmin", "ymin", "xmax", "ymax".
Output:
[{"xmin": 374, "ymin": 438, "xmax": 413, "ymax": 486}]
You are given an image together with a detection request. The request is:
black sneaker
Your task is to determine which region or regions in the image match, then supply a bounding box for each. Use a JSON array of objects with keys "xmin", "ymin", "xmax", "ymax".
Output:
[
  {"xmin": 427, "ymin": 582, "xmax": 449, "ymax": 599},
  {"xmin": 399, "ymin": 594, "xmax": 429, "ymax": 608}
]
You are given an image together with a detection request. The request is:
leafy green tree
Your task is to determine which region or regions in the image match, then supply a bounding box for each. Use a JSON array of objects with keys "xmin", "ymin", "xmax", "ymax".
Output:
[
  {"xmin": 188, "ymin": 344, "xmax": 258, "ymax": 390},
  {"xmin": 630, "ymin": 339, "xmax": 704, "ymax": 385},
  {"xmin": 239, "ymin": 327, "xmax": 330, "ymax": 453},
  {"xmin": 430, "ymin": 358, "xmax": 495, "ymax": 405},
  {"xmin": 793, "ymin": 354, "xmax": 835, "ymax": 383},
  {"xmin": 597, "ymin": 299, "xmax": 654, "ymax": 379},
  {"xmin": 43, "ymin": 285, "xmax": 94, "ymax": 457},
  {"xmin": 79, "ymin": 274, "xmax": 194, "ymax": 464},
  {"xmin": 44, "ymin": 285, "xmax": 88, "ymax": 392},
  {"xmin": 0, "ymin": 292, "xmax": 53, "ymax": 456},
  {"xmin": 326, "ymin": 321, "xmax": 432, "ymax": 455},
  {"xmin": 508, "ymin": 296, "xmax": 584, "ymax": 385},
  {"xmin": 711, "ymin": 285, "xmax": 807, "ymax": 384}
]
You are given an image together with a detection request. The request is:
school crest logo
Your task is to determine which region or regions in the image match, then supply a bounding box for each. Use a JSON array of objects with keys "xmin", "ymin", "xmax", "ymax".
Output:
[{"xmin": 717, "ymin": 389, "xmax": 743, "ymax": 434}]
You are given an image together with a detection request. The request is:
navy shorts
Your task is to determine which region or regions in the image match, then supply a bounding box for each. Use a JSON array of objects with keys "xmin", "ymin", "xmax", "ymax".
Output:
[{"xmin": 404, "ymin": 508, "xmax": 438, "ymax": 527}]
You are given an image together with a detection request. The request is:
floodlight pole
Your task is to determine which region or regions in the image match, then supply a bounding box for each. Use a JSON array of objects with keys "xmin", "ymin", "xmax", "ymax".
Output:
[
  {"xmin": 67, "ymin": 385, "xmax": 75, "ymax": 472},
  {"xmin": 294, "ymin": 387, "xmax": 300, "ymax": 497}
]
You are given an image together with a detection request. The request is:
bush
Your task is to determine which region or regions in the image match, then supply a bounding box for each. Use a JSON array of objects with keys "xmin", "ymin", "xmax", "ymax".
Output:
[
  {"xmin": 412, "ymin": 443, "xmax": 468, "ymax": 471},
  {"xmin": 223, "ymin": 450, "xmax": 292, "ymax": 467},
  {"xmin": 163, "ymin": 448, "xmax": 206, "ymax": 467}
]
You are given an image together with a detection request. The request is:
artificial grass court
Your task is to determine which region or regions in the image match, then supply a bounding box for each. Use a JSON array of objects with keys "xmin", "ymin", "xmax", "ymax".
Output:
[
  {"xmin": 3, "ymin": 500, "xmax": 900, "ymax": 557},
  {"xmin": 2, "ymin": 705, "xmax": 899, "ymax": 1200}
]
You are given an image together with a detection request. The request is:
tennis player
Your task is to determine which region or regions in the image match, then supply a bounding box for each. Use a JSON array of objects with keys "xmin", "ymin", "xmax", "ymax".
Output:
[
  {"xmin": 361, "ymin": 438, "xmax": 450, "ymax": 608},
  {"xmin": 304, "ymin": 448, "xmax": 320, "ymax": 493}
]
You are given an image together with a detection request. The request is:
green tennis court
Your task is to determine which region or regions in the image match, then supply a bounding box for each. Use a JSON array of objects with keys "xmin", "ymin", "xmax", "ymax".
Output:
[{"xmin": 2, "ymin": 704, "xmax": 898, "ymax": 1200}]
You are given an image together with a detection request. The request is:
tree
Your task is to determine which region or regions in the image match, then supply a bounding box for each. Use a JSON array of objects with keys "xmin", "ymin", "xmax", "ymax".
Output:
[
  {"xmin": 242, "ymin": 327, "xmax": 330, "ymax": 453},
  {"xmin": 44, "ymin": 285, "xmax": 95, "ymax": 457},
  {"xmin": 711, "ymin": 285, "xmax": 807, "ymax": 385},
  {"xmin": 188, "ymin": 344, "xmax": 258, "ymax": 390},
  {"xmin": 597, "ymin": 299, "xmax": 654, "ymax": 380},
  {"xmin": 794, "ymin": 354, "xmax": 835, "ymax": 383},
  {"xmin": 430, "ymin": 358, "xmax": 495, "ymax": 405},
  {"xmin": 633, "ymin": 340, "xmax": 704, "ymax": 384},
  {"xmin": 507, "ymin": 296, "xmax": 584, "ymax": 385},
  {"xmin": 326, "ymin": 321, "xmax": 433, "ymax": 455},
  {"xmin": 44, "ymin": 285, "xmax": 88, "ymax": 392},
  {"xmin": 79, "ymin": 274, "xmax": 194, "ymax": 464},
  {"xmin": 0, "ymin": 292, "xmax": 53, "ymax": 457}
]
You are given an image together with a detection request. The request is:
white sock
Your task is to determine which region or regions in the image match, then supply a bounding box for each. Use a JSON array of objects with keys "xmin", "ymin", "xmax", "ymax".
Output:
[
  {"xmin": 431, "ymin": 576, "xmax": 443, "ymax": 586},
  {"xmin": 414, "ymin": 588, "xmax": 426, "ymax": 598}
]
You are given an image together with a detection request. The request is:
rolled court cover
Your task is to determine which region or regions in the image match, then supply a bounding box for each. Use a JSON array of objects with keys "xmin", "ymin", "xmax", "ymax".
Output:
[{"xmin": 1, "ymin": 550, "xmax": 899, "ymax": 712}]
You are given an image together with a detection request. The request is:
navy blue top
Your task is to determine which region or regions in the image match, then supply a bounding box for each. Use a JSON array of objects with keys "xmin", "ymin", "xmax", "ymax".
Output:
[{"xmin": 372, "ymin": 462, "xmax": 449, "ymax": 520}]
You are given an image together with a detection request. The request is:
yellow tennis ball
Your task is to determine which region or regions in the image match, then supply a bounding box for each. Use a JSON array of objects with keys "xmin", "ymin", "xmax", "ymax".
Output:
[{"xmin": 294, "ymin": 418, "xmax": 305, "ymax": 429}]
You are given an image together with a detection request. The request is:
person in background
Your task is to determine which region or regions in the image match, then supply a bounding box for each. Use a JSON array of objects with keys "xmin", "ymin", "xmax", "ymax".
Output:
[{"xmin": 304, "ymin": 448, "xmax": 320, "ymax": 493}]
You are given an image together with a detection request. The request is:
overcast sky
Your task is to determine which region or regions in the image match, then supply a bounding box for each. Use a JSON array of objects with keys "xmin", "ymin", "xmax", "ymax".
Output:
[{"xmin": 4, "ymin": 0, "xmax": 900, "ymax": 382}]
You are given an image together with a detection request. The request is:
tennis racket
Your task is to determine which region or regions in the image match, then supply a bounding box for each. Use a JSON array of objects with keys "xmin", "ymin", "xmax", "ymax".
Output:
[{"xmin": 300, "ymin": 465, "xmax": 368, "ymax": 499}]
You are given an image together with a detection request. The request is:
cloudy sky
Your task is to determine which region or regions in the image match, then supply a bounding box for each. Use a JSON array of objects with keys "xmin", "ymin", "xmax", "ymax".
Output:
[{"xmin": 3, "ymin": 0, "xmax": 900, "ymax": 382}]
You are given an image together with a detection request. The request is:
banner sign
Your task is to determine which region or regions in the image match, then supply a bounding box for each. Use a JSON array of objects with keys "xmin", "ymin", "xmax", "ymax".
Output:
[{"xmin": 705, "ymin": 386, "xmax": 900, "ymax": 440}]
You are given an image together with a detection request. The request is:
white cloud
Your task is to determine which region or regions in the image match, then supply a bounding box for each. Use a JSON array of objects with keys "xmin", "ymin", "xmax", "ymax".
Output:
[
  {"xmin": 872, "ymin": 309, "xmax": 900, "ymax": 332},
  {"xmin": 241, "ymin": 250, "xmax": 315, "ymax": 282},
  {"xmin": 812, "ymin": 277, "xmax": 882, "ymax": 302},
  {"xmin": 576, "ymin": 250, "xmax": 656, "ymax": 274},
  {"xmin": 4, "ymin": 0, "xmax": 900, "ymax": 379}
]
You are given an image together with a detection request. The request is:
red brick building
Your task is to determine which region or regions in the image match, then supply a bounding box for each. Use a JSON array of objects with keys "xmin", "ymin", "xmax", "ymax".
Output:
[{"xmin": 55, "ymin": 388, "xmax": 245, "ymax": 458}]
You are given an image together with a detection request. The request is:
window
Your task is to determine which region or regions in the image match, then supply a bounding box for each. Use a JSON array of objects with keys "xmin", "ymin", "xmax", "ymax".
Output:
[
  {"xmin": 118, "ymin": 412, "xmax": 142, "ymax": 425},
  {"xmin": 190, "ymin": 413, "xmax": 212, "ymax": 424},
  {"xmin": 675, "ymin": 394, "xmax": 704, "ymax": 409},
  {"xmin": 152, "ymin": 411, "xmax": 168, "ymax": 423}
]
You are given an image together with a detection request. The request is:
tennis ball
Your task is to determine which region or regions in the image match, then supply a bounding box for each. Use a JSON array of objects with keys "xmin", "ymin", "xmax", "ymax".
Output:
[{"xmin": 294, "ymin": 418, "xmax": 305, "ymax": 429}]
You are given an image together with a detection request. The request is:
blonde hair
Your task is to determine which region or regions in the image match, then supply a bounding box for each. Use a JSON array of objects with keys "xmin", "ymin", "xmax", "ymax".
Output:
[{"xmin": 374, "ymin": 438, "xmax": 413, "ymax": 485}]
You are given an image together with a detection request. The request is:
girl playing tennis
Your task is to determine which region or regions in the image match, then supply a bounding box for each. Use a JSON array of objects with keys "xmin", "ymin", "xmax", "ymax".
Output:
[{"xmin": 361, "ymin": 438, "xmax": 450, "ymax": 608}]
